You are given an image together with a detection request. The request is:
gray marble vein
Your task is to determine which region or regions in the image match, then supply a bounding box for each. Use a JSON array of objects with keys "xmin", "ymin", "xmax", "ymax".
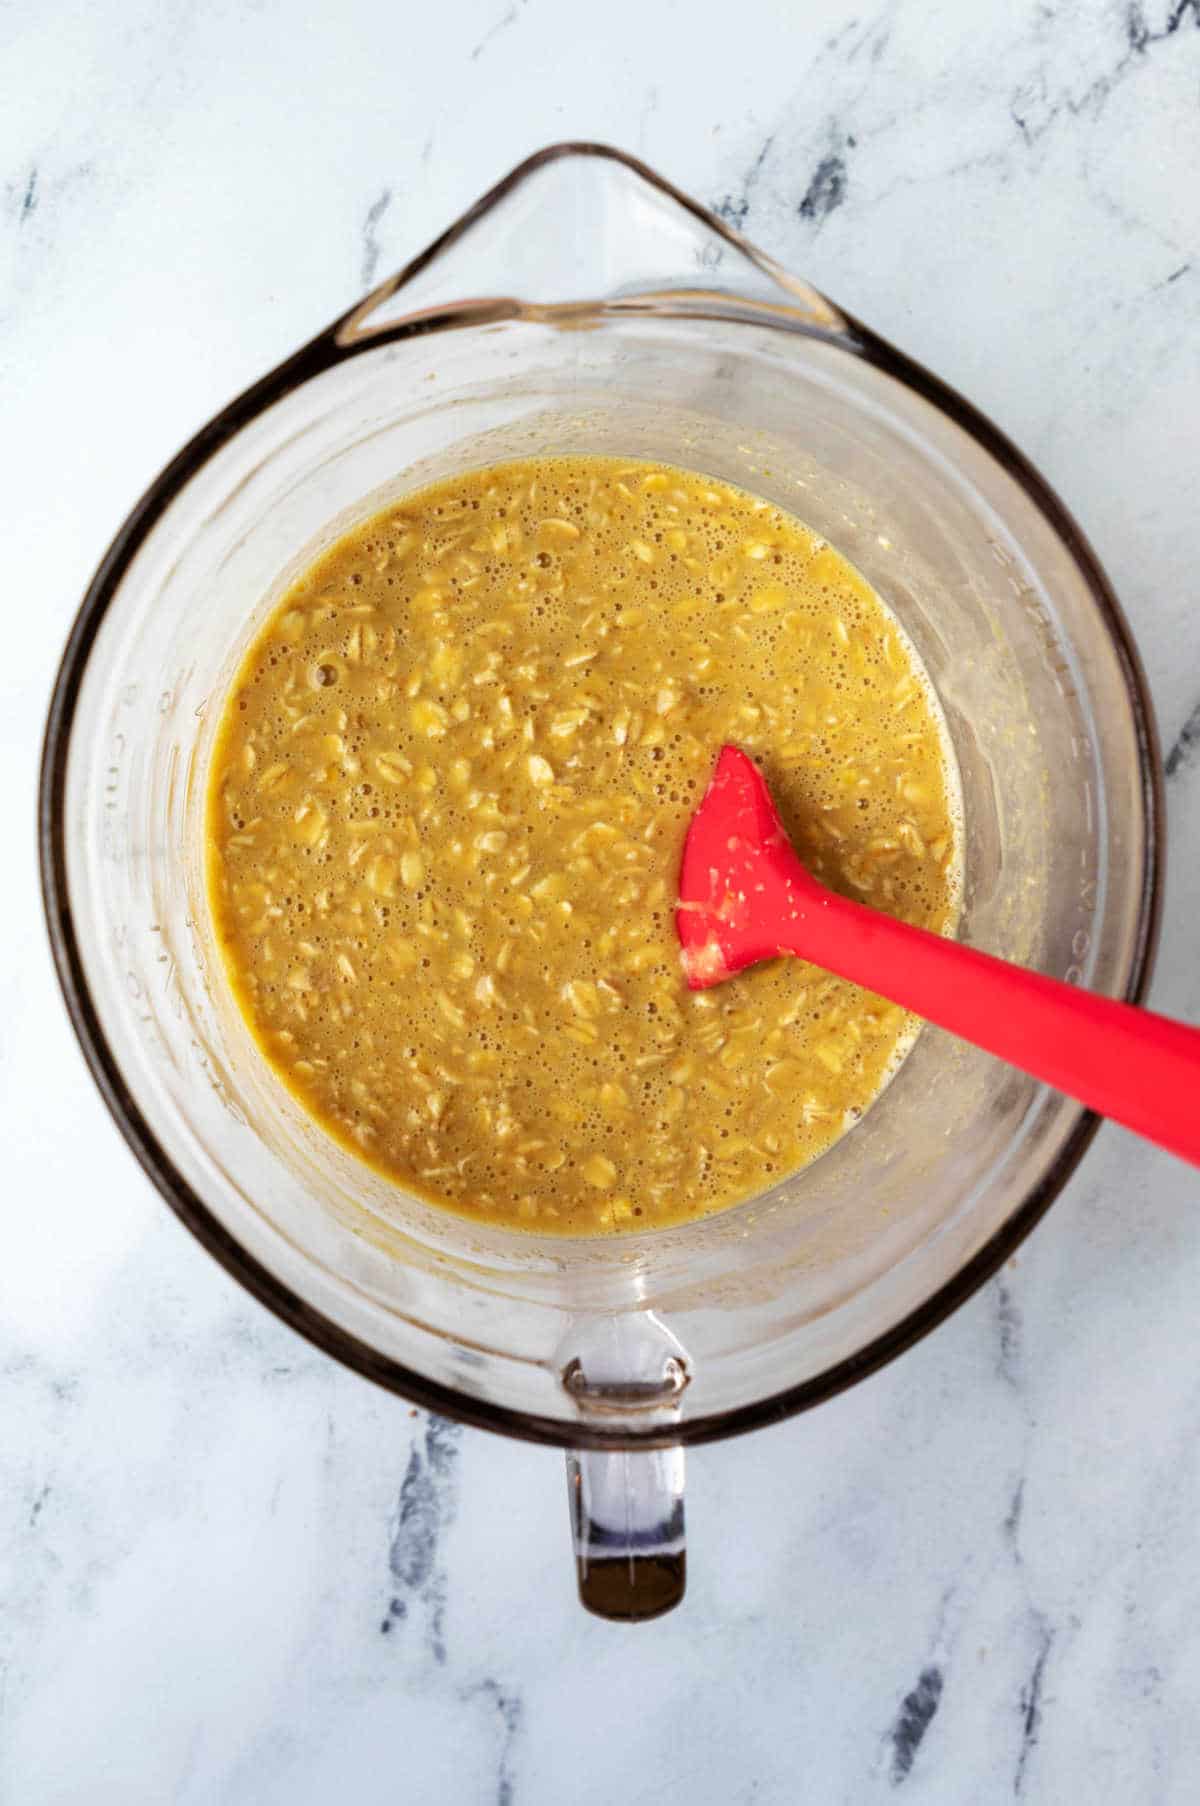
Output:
[
  {"xmin": 1165, "ymin": 700, "xmax": 1200, "ymax": 777},
  {"xmin": 384, "ymin": 1415, "xmax": 462, "ymax": 1662},
  {"xmin": 360, "ymin": 186, "xmax": 393, "ymax": 289},
  {"xmin": 887, "ymin": 1663, "xmax": 944, "ymax": 1783},
  {"xmin": 470, "ymin": 0, "xmax": 527, "ymax": 63}
]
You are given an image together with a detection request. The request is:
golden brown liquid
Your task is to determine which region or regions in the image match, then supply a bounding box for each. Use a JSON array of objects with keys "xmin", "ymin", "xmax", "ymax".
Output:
[{"xmin": 207, "ymin": 458, "xmax": 960, "ymax": 1233}]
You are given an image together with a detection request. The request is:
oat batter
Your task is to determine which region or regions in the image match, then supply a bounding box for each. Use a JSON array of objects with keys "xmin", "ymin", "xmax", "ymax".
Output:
[{"xmin": 207, "ymin": 457, "xmax": 961, "ymax": 1232}]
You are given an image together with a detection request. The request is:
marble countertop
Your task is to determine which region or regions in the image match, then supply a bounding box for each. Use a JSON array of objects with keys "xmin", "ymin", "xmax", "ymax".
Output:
[{"xmin": 5, "ymin": 0, "xmax": 1200, "ymax": 1799}]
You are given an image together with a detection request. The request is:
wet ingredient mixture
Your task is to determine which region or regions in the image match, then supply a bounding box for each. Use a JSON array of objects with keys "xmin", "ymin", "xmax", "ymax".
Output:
[{"xmin": 207, "ymin": 457, "xmax": 961, "ymax": 1233}]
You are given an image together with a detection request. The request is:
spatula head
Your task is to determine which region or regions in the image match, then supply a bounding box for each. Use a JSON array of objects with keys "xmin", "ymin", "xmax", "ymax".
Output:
[{"xmin": 675, "ymin": 745, "xmax": 824, "ymax": 990}]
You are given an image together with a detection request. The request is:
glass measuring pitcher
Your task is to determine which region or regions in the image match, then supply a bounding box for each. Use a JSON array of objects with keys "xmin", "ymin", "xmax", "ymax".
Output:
[{"xmin": 40, "ymin": 144, "xmax": 1161, "ymax": 1619}]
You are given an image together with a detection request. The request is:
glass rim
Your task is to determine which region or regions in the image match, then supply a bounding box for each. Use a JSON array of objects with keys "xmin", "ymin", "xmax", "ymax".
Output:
[{"xmin": 38, "ymin": 142, "xmax": 1164, "ymax": 1452}]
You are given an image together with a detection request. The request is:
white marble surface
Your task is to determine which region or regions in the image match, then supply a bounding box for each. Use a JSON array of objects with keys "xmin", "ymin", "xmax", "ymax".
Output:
[{"xmin": 5, "ymin": 0, "xmax": 1200, "ymax": 1799}]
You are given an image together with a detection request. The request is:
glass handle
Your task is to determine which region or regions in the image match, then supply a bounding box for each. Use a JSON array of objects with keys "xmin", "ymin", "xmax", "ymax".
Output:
[
  {"xmin": 566, "ymin": 1444, "xmax": 686, "ymax": 1622},
  {"xmin": 559, "ymin": 1323, "xmax": 690, "ymax": 1621}
]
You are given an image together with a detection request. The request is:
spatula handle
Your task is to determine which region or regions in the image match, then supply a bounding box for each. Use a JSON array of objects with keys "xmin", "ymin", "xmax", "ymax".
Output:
[{"xmin": 790, "ymin": 884, "xmax": 1200, "ymax": 1166}]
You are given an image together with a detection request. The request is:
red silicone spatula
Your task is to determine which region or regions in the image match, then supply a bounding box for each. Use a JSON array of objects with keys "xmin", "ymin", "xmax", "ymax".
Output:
[{"xmin": 677, "ymin": 744, "xmax": 1200, "ymax": 1166}]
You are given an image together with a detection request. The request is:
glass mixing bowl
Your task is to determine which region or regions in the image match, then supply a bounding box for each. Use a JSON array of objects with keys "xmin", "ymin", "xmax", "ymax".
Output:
[{"xmin": 40, "ymin": 144, "xmax": 1162, "ymax": 1619}]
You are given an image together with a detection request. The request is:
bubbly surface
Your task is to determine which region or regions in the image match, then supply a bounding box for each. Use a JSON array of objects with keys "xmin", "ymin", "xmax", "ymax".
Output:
[{"xmin": 207, "ymin": 457, "xmax": 961, "ymax": 1233}]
